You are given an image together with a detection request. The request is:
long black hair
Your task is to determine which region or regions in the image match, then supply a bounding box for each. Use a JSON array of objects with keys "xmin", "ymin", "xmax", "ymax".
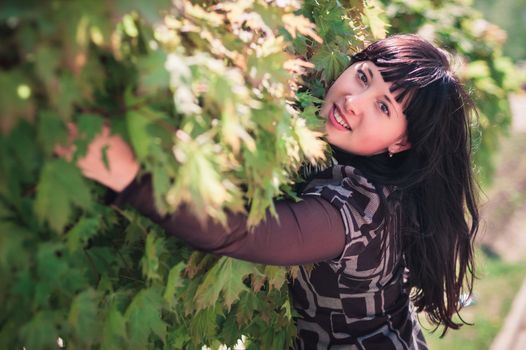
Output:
[{"xmin": 345, "ymin": 34, "xmax": 480, "ymax": 333}]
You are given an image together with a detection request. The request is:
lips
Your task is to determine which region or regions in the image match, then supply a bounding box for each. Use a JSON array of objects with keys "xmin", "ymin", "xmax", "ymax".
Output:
[{"xmin": 328, "ymin": 104, "xmax": 352, "ymax": 131}]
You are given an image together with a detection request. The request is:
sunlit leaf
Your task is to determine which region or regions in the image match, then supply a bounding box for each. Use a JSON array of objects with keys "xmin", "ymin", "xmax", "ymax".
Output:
[
  {"xmin": 140, "ymin": 232, "xmax": 167, "ymax": 282},
  {"xmin": 311, "ymin": 45, "xmax": 350, "ymax": 83},
  {"xmin": 362, "ymin": 0, "xmax": 389, "ymax": 39}
]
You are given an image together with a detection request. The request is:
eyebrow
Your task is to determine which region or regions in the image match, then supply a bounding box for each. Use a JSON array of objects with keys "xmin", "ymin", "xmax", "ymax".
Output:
[{"xmin": 365, "ymin": 65, "xmax": 398, "ymax": 112}]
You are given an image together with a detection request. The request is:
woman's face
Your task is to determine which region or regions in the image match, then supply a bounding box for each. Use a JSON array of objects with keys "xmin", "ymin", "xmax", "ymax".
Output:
[{"xmin": 320, "ymin": 61, "xmax": 411, "ymax": 156}]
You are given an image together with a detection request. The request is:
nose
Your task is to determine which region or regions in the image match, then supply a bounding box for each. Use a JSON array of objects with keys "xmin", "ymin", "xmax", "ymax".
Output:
[{"xmin": 343, "ymin": 94, "xmax": 365, "ymax": 117}]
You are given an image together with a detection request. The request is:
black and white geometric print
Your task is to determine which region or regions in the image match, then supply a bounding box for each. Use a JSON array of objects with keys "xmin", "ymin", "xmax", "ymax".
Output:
[{"xmin": 289, "ymin": 165, "xmax": 428, "ymax": 349}]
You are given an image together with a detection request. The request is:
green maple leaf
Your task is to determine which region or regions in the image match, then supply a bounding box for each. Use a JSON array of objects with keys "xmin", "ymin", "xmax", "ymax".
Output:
[
  {"xmin": 0, "ymin": 222, "xmax": 31, "ymax": 275},
  {"xmin": 10, "ymin": 268, "xmax": 34, "ymax": 315},
  {"xmin": 37, "ymin": 110, "xmax": 68, "ymax": 156},
  {"xmin": 219, "ymin": 313, "xmax": 242, "ymax": 347},
  {"xmin": 78, "ymin": 114, "xmax": 104, "ymax": 140},
  {"xmin": 271, "ymin": 329, "xmax": 288, "ymax": 349},
  {"xmin": 168, "ymin": 323, "xmax": 191, "ymax": 349},
  {"xmin": 19, "ymin": 311, "xmax": 60, "ymax": 350},
  {"xmin": 66, "ymin": 215, "xmax": 101, "ymax": 253},
  {"xmin": 136, "ymin": 49, "xmax": 169, "ymax": 94},
  {"xmin": 152, "ymin": 164, "xmax": 171, "ymax": 215},
  {"xmin": 34, "ymin": 242, "xmax": 69, "ymax": 307},
  {"xmin": 140, "ymin": 232, "xmax": 167, "ymax": 283},
  {"xmin": 5, "ymin": 122, "xmax": 40, "ymax": 189},
  {"xmin": 126, "ymin": 109, "xmax": 153, "ymax": 162},
  {"xmin": 124, "ymin": 287, "xmax": 167, "ymax": 349},
  {"xmin": 264, "ymin": 265, "xmax": 288, "ymax": 290},
  {"xmin": 56, "ymin": 72, "xmax": 83, "ymax": 119},
  {"xmin": 34, "ymin": 46, "xmax": 60, "ymax": 91},
  {"xmin": 189, "ymin": 306, "xmax": 220, "ymax": 345},
  {"xmin": 163, "ymin": 262, "xmax": 186, "ymax": 308},
  {"xmin": 235, "ymin": 291, "xmax": 261, "ymax": 326},
  {"xmin": 0, "ymin": 317, "xmax": 23, "ymax": 349},
  {"xmin": 101, "ymin": 305, "xmax": 127, "ymax": 350},
  {"xmin": 311, "ymin": 2, "xmax": 350, "ymax": 41},
  {"xmin": 73, "ymin": 114, "xmax": 104, "ymax": 159},
  {"xmin": 362, "ymin": 0, "xmax": 389, "ymax": 39},
  {"xmin": 282, "ymin": 299, "xmax": 294, "ymax": 321},
  {"xmin": 34, "ymin": 159, "xmax": 92, "ymax": 233},
  {"xmin": 311, "ymin": 45, "xmax": 350, "ymax": 83},
  {"xmin": 194, "ymin": 257, "xmax": 259, "ymax": 311},
  {"xmin": 68, "ymin": 288, "xmax": 100, "ymax": 346}
]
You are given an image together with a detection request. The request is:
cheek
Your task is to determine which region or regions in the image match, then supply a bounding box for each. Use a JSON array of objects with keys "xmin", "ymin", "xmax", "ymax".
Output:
[
  {"xmin": 361, "ymin": 140, "xmax": 387, "ymax": 153},
  {"xmin": 356, "ymin": 124, "xmax": 396, "ymax": 149},
  {"xmin": 321, "ymin": 88, "xmax": 338, "ymax": 116},
  {"xmin": 320, "ymin": 102, "xmax": 330, "ymax": 117},
  {"xmin": 321, "ymin": 76, "xmax": 350, "ymax": 116}
]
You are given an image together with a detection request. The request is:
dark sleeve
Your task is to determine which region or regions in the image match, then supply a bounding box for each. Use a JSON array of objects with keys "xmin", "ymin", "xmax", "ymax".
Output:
[{"xmin": 114, "ymin": 175, "xmax": 346, "ymax": 266}]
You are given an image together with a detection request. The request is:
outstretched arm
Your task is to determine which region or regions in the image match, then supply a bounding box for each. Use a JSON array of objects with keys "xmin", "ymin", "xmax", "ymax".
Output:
[{"xmin": 115, "ymin": 175, "xmax": 345, "ymax": 266}]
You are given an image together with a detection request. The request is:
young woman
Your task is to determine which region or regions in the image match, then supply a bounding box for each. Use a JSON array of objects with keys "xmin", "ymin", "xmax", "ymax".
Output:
[{"xmin": 65, "ymin": 34, "xmax": 480, "ymax": 349}]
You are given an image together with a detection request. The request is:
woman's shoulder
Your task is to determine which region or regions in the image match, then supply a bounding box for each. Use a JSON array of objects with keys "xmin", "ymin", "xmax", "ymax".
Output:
[{"xmin": 302, "ymin": 164, "xmax": 393, "ymax": 215}]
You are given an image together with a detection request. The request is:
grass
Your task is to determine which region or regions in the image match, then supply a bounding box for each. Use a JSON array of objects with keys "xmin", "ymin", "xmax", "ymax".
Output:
[{"xmin": 422, "ymin": 250, "xmax": 526, "ymax": 350}]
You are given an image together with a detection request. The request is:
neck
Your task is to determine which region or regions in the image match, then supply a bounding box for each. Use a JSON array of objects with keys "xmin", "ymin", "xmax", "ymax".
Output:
[{"xmin": 329, "ymin": 143, "xmax": 411, "ymax": 186}]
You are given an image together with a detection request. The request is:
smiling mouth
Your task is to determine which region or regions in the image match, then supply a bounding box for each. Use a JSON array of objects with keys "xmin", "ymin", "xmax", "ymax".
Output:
[{"xmin": 331, "ymin": 105, "xmax": 352, "ymax": 130}]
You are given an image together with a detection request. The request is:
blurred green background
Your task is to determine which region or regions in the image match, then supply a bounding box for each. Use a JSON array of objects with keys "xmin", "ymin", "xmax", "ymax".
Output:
[{"xmin": 475, "ymin": 0, "xmax": 526, "ymax": 63}]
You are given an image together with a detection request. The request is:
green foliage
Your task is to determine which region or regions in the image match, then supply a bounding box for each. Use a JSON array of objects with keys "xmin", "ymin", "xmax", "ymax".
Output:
[
  {"xmin": 124, "ymin": 287, "xmax": 167, "ymax": 349},
  {"xmin": 0, "ymin": 0, "xmax": 516, "ymax": 349},
  {"xmin": 0, "ymin": 0, "xmax": 376, "ymax": 348},
  {"xmin": 474, "ymin": 0, "xmax": 526, "ymax": 62},
  {"xmin": 299, "ymin": 0, "xmax": 387, "ymax": 89},
  {"xmin": 35, "ymin": 159, "xmax": 93, "ymax": 233},
  {"xmin": 195, "ymin": 257, "xmax": 251, "ymax": 310}
]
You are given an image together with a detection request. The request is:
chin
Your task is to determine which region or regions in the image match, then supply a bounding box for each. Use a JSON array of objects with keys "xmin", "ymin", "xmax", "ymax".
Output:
[{"xmin": 327, "ymin": 140, "xmax": 351, "ymax": 154}]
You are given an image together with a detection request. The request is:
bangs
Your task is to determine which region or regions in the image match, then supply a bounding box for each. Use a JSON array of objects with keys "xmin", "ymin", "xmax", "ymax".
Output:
[
  {"xmin": 351, "ymin": 34, "xmax": 453, "ymax": 119},
  {"xmin": 376, "ymin": 63, "xmax": 417, "ymax": 111},
  {"xmin": 376, "ymin": 60, "xmax": 448, "ymax": 116}
]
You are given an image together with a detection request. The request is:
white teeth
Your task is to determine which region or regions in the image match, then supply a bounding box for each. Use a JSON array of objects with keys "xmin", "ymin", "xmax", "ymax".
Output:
[{"xmin": 334, "ymin": 108, "xmax": 350, "ymax": 129}]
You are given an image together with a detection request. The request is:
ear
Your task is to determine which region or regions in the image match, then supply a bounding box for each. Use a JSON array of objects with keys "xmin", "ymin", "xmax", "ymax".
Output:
[{"xmin": 388, "ymin": 135, "xmax": 411, "ymax": 155}]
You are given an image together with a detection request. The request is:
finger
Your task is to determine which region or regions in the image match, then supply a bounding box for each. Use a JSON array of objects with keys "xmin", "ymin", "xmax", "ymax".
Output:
[
  {"xmin": 67, "ymin": 122, "xmax": 78, "ymax": 136},
  {"xmin": 53, "ymin": 122, "xmax": 78, "ymax": 159},
  {"xmin": 100, "ymin": 124, "xmax": 111, "ymax": 138},
  {"xmin": 54, "ymin": 144, "xmax": 74, "ymax": 161}
]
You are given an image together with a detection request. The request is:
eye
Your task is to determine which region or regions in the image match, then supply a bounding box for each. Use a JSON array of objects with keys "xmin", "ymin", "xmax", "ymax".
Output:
[
  {"xmin": 357, "ymin": 69, "xmax": 368, "ymax": 84},
  {"xmin": 379, "ymin": 101, "xmax": 390, "ymax": 116}
]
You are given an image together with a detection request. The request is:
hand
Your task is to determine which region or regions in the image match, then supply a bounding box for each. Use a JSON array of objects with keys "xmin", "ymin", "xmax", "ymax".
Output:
[{"xmin": 55, "ymin": 123, "xmax": 140, "ymax": 192}]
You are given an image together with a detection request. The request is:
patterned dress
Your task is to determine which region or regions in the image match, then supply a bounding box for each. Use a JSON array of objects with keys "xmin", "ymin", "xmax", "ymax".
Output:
[{"xmin": 290, "ymin": 164, "xmax": 428, "ymax": 349}]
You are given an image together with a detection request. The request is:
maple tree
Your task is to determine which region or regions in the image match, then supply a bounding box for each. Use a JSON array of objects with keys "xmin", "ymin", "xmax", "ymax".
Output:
[{"xmin": 0, "ymin": 0, "xmax": 516, "ymax": 349}]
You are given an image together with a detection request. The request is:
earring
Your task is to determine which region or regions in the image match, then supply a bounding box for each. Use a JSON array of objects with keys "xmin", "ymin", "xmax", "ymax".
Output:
[{"xmin": 388, "ymin": 151, "xmax": 393, "ymax": 158}]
